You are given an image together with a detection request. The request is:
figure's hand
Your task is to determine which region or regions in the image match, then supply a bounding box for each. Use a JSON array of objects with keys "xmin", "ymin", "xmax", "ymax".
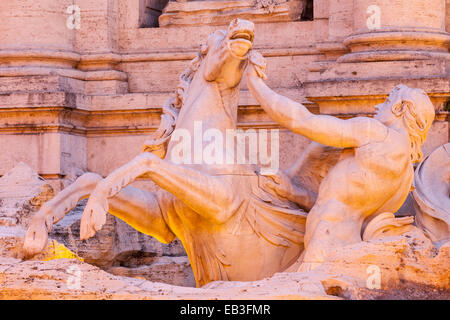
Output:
[
  {"xmin": 262, "ymin": 170, "xmax": 293, "ymax": 199},
  {"xmin": 248, "ymin": 50, "xmax": 267, "ymax": 80},
  {"xmin": 262, "ymin": 170, "xmax": 316, "ymax": 210},
  {"xmin": 80, "ymin": 187, "xmax": 109, "ymax": 240}
]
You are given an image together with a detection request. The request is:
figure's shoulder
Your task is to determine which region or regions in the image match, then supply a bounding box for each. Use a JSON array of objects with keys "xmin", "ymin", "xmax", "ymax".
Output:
[
  {"xmin": 359, "ymin": 116, "xmax": 387, "ymax": 132},
  {"xmin": 357, "ymin": 124, "xmax": 410, "ymax": 161},
  {"xmin": 348, "ymin": 116, "xmax": 388, "ymax": 145}
]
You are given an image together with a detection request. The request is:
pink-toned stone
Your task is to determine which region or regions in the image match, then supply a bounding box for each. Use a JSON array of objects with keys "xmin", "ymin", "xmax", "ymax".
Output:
[
  {"xmin": 0, "ymin": 0, "xmax": 448, "ymax": 299},
  {"xmin": 0, "ymin": 232, "xmax": 448, "ymax": 299}
]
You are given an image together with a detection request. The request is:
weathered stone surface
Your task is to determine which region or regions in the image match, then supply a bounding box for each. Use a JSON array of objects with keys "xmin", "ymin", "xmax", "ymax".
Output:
[
  {"xmin": 316, "ymin": 232, "xmax": 450, "ymax": 298},
  {"xmin": 105, "ymin": 256, "xmax": 195, "ymax": 287},
  {"xmin": 48, "ymin": 200, "xmax": 194, "ymax": 286},
  {"xmin": 0, "ymin": 232, "xmax": 448, "ymax": 299},
  {"xmin": 0, "ymin": 162, "xmax": 54, "ymax": 228},
  {"xmin": 0, "ymin": 226, "xmax": 26, "ymax": 260}
]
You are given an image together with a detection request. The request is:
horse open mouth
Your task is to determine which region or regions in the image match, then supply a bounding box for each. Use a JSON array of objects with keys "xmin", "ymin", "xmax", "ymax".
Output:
[
  {"xmin": 228, "ymin": 29, "xmax": 254, "ymax": 59},
  {"xmin": 229, "ymin": 30, "xmax": 254, "ymax": 45}
]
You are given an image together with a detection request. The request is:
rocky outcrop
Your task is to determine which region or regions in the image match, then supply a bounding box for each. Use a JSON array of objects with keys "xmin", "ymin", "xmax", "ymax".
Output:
[
  {"xmin": 0, "ymin": 162, "xmax": 54, "ymax": 228},
  {"xmin": 315, "ymin": 232, "xmax": 450, "ymax": 299},
  {"xmin": 0, "ymin": 162, "xmax": 55, "ymax": 260},
  {"xmin": 0, "ymin": 232, "xmax": 448, "ymax": 299},
  {"xmin": 48, "ymin": 200, "xmax": 194, "ymax": 286}
]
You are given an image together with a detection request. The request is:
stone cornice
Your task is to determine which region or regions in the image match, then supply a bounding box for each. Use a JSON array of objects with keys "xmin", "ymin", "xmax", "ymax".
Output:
[
  {"xmin": 0, "ymin": 49, "xmax": 80, "ymax": 69},
  {"xmin": 339, "ymin": 30, "xmax": 450, "ymax": 63},
  {"xmin": 0, "ymin": 46, "xmax": 320, "ymax": 66},
  {"xmin": 0, "ymin": 82, "xmax": 447, "ymax": 137},
  {"xmin": 304, "ymin": 76, "xmax": 450, "ymax": 97}
]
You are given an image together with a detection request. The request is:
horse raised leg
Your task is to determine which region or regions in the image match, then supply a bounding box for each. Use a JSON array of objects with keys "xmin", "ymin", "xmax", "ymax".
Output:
[
  {"xmin": 80, "ymin": 152, "xmax": 243, "ymax": 240},
  {"xmin": 23, "ymin": 172, "xmax": 175, "ymax": 257}
]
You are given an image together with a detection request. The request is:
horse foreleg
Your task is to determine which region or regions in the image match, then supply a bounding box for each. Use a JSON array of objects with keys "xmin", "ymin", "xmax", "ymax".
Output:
[
  {"xmin": 23, "ymin": 172, "xmax": 102, "ymax": 257},
  {"xmin": 24, "ymin": 172, "xmax": 175, "ymax": 256},
  {"xmin": 81, "ymin": 152, "xmax": 243, "ymax": 239}
]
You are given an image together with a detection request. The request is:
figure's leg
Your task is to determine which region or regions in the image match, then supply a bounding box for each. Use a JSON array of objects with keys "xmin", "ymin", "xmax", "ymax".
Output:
[
  {"xmin": 80, "ymin": 152, "xmax": 243, "ymax": 239},
  {"xmin": 298, "ymin": 200, "xmax": 363, "ymax": 272},
  {"xmin": 24, "ymin": 172, "xmax": 175, "ymax": 256}
]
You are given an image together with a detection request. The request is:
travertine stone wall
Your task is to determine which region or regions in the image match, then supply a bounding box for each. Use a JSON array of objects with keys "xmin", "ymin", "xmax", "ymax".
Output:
[{"xmin": 0, "ymin": 0, "xmax": 75, "ymax": 52}]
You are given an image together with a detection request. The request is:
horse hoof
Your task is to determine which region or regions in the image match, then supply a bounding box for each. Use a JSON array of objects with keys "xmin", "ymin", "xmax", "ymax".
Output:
[
  {"xmin": 23, "ymin": 218, "xmax": 48, "ymax": 258},
  {"xmin": 80, "ymin": 197, "xmax": 107, "ymax": 240}
]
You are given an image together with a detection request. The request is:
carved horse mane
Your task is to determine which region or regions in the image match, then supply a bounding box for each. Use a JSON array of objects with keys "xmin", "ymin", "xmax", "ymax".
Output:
[{"xmin": 142, "ymin": 48, "xmax": 206, "ymax": 158}]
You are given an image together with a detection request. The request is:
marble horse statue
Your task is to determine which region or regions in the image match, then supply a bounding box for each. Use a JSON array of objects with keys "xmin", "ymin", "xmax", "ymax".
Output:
[{"xmin": 23, "ymin": 19, "xmax": 314, "ymax": 287}]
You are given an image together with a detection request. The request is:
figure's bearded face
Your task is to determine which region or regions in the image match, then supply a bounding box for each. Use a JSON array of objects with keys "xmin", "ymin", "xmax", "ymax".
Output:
[
  {"xmin": 374, "ymin": 85, "xmax": 435, "ymax": 135},
  {"xmin": 202, "ymin": 19, "xmax": 255, "ymax": 88}
]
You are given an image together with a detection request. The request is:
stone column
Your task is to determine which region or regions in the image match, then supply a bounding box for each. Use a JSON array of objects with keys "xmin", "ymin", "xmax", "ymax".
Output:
[
  {"xmin": 339, "ymin": 0, "xmax": 449, "ymax": 62},
  {"xmin": 0, "ymin": 0, "xmax": 77, "ymax": 69},
  {"xmin": 308, "ymin": 0, "xmax": 353, "ymax": 76}
]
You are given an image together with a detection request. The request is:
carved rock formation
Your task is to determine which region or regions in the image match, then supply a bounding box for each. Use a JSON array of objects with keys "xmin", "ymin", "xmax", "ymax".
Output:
[
  {"xmin": 0, "ymin": 231, "xmax": 448, "ymax": 299},
  {"xmin": 48, "ymin": 200, "xmax": 195, "ymax": 286},
  {"xmin": 0, "ymin": 162, "xmax": 54, "ymax": 228},
  {"xmin": 0, "ymin": 162, "xmax": 55, "ymax": 259}
]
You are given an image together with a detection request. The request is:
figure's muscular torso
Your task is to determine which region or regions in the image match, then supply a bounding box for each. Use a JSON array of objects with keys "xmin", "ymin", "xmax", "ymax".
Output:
[
  {"xmin": 315, "ymin": 127, "xmax": 414, "ymax": 217},
  {"xmin": 297, "ymin": 127, "xmax": 415, "ymax": 271}
]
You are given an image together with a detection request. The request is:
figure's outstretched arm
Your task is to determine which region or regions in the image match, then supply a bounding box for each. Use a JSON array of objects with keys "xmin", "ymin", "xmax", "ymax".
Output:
[{"xmin": 246, "ymin": 70, "xmax": 387, "ymax": 148}]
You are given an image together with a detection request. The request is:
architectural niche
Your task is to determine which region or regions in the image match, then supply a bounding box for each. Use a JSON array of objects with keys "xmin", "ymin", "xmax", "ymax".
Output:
[{"xmin": 140, "ymin": 0, "xmax": 314, "ymax": 28}]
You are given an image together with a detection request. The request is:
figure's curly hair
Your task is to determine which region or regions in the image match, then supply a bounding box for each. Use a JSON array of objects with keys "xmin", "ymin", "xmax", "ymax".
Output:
[
  {"xmin": 390, "ymin": 85, "xmax": 435, "ymax": 163},
  {"xmin": 142, "ymin": 46, "xmax": 207, "ymax": 158}
]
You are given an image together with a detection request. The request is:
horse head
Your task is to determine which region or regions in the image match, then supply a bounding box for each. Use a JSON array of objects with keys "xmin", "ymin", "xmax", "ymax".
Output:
[
  {"xmin": 201, "ymin": 18, "xmax": 254, "ymax": 88},
  {"xmin": 144, "ymin": 19, "xmax": 256, "ymax": 160}
]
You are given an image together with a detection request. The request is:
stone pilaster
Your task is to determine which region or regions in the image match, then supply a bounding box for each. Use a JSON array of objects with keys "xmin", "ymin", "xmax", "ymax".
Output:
[{"xmin": 75, "ymin": 0, "xmax": 128, "ymax": 94}]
